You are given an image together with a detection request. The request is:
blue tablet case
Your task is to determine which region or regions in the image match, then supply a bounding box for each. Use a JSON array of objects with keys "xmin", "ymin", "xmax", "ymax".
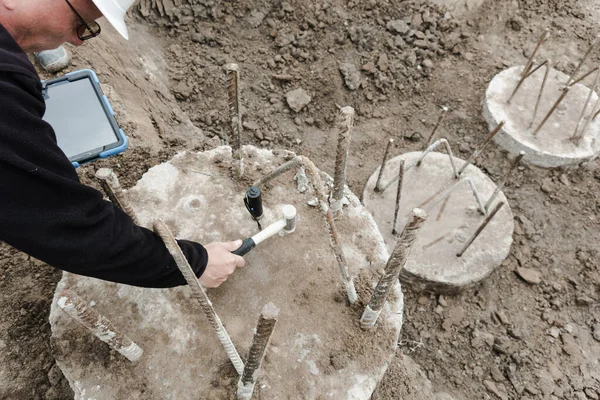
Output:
[{"xmin": 42, "ymin": 69, "xmax": 128, "ymax": 167}]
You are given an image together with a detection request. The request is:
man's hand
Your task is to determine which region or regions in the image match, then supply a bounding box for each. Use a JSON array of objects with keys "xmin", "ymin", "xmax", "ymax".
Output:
[{"xmin": 199, "ymin": 240, "xmax": 246, "ymax": 288}]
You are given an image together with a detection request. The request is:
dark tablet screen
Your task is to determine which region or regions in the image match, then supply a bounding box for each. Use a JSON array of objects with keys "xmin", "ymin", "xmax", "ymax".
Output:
[{"xmin": 43, "ymin": 77, "xmax": 120, "ymax": 160}]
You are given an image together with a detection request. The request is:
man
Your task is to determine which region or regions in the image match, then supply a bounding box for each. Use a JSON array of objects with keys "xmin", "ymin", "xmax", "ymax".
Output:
[{"xmin": 0, "ymin": 0, "xmax": 245, "ymax": 288}]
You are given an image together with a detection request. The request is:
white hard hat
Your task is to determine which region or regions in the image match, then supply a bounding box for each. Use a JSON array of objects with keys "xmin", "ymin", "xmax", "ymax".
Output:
[{"xmin": 91, "ymin": 0, "xmax": 136, "ymax": 40}]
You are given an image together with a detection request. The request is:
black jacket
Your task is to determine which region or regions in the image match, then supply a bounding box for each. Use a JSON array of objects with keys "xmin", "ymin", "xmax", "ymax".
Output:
[{"xmin": 0, "ymin": 23, "xmax": 207, "ymax": 288}]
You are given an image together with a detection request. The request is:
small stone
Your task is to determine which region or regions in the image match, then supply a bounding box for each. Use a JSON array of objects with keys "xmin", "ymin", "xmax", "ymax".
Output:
[
  {"xmin": 548, "ymin": 362, "xmax": 563, "ymax": 381},
  {"xmin": 584, "ymin": 388, "xmax": 599, "ymax": 399},
  {"xmin": 242, "ymin": 121, "xmax": 259, "ymax": 131},
  {"xmin": 515, "ymin": 267, "xmax": 541, "ymax": 285},
  {"xmin": 561, "ymin": 334, "xmax": 581, "ymax": 358},
  {"xmin": 422, "ymin": 59, "xmax": 434, "ymax": 69},
  {"xmin": 0, "ymin": 340, "xmax": 5, "ymax": 349},
  {"xmin": 361, "ymin": 61, "xmax": 375, "ymax": 73},
  {"xmin": 253, "ymin": 131, "xmax": 264, "ymax": 140},
  {"xmin": 339, "ymin": 63, "xmax": 361, "ymax": 91},
  {"xmin": 285, "ymin": 88, "xmax": 311, "ymax": 112},
  {"xmin": 377, "ymin": 53, "xmax": 389, "ymax": 71},
  {"xmin": 593, "ymin": 323, "xmax": 600, "ymax": 342},
  {"xmin": 548, "ymin": 327, "xmax": 560, "ymax": 338},
  {"xmin": 247, "ymin": 10, "xmax": 265, "ymax": 28},
  {"xmin": 442, "ymin": 306, "xmax": 464, "ymax": 330},
  {"xmin": 484, "ymin": 380, "xmax": 509, "ymax": 400},
  {"xmin": 386, "ymin": 20, "xmax": 410, "ymax": 35}
]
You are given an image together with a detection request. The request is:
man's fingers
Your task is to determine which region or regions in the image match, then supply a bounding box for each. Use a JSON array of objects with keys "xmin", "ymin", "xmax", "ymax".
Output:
[
  {"xmin": 223, "ymin": 239, "xmax": 243, "ymax": 252},
  {"xmin": 233, "ymin": 254, "xmax": 245, "ymax": 268}
]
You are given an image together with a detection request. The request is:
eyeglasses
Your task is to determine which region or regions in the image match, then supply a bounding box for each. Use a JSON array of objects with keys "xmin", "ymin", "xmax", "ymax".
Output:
[{"xmin": 65, "ymin": 0, "xmax": 101, "ymax": 41}]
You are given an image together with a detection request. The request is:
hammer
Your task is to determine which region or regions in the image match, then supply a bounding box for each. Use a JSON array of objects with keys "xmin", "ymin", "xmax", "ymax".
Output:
[{"xmin": 232, "ymin": 205, "xmax": 297, "ymax": 256}]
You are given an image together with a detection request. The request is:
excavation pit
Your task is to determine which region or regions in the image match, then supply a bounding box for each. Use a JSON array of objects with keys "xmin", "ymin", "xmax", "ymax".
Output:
[
  {"xmin": 363, "ymin": 151, "xmax": 514, "ymax": 294},
  {"xmin": 483, "ymin": 65, "xmax": 600, "ymax": 167},
  {"xmin": 49, "ymin": 146, "xmax": 403, "ymax": 400}
]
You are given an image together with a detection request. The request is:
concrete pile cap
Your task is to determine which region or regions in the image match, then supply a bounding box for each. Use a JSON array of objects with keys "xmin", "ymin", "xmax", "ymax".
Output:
[
  {"xmin": 363, "ymin": 151, "xmax": 514, "ymax": 294},
  {"xmin": 49, "ymin": 145, "xmax": 404, "ymax": 400},
  {"xmin": 483, "ymin": 65, "xmax": 600, "ymax": 168}
]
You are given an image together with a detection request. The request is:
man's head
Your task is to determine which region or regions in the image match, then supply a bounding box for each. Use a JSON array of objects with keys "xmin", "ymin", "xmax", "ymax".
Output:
[{"xmin": 0, "ymin": 0, "xmax": 134, "ymax": 53}]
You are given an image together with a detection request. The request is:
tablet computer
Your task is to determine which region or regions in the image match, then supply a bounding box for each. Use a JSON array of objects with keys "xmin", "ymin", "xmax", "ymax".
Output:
[{"xmin": 42, "ymin": 69, "xmax": 128, "ymax": 168}]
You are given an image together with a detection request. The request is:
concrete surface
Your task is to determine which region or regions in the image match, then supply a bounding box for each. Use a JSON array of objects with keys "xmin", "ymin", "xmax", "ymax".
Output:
[
  {"xmin": 483, "ymin": 65, "xmax": 600, "ymax": 167},
  {"xmin": 363, "ymin": 151, "xmax": 514, "ymax": 294}
]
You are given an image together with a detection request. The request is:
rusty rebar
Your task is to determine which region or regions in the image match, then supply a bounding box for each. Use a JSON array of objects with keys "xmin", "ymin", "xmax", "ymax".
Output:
[
  {"xmin": 391, "ymin": 160, "xmax": 405, "ymax": 236},
  {"xmin": 237, "ymin": 303, "xmax": 279, "ymax": 400},
  {"xmin": 374, "ymin": 139, "xmax": 394, "ymax": 193},
  {"xmin": 417, "ymin": 106, "xmax": 448, "ymax": 167},
  {"xmin": 301, "ymin": 156, "xmax": 358, "ymax": 304},
  {"xmin": 153, "ymin": 220, "xmax": 244, "ymax": 375},
  {"xmin": 523, "ymin": 31, "xmax": 550, "ymax": 77},
  {"xmin": 458, "ymin": 121, "xmax": 505, "ymax": 176},
  {"xmin": 424, "ymin": 177, "xmax": 486, "ymax": 215},
  {"xmin": 533, "ymin": 86, "xmax": 570, "ymax": 136},
  {"xmin": 380, "ymin": 138, "xmax": 459, "ymax": 193},
  {"xmin": 226, "ymin": 63, "xmax": 243, "ymax": 178},
  {"xmin": 572, "ymin": 66, "xmax": 600, "ymax": 143},
  {"xmin": 569, "ymin": 66, "xmax": 599, "ymax": 87},
  {"xmin": 332, "ymin": 106, "xmax": 355, "ymax": 211},
  {"xmin": 57, "ymin": 289, "xmax": 143, "ymax": 362},
  {"xmin": 95, "ymin": 168, "xmax": 139, "ymax": 224},
  {"xmin": 361, "ymin": 208, "xmax": 428, "ymax": 329},
  {"xmin": 457, "ymin": 202, "xmax": 505, "ymax": 257},
  {"xmin": 252, "ymin": 157, "xmax": 303, "ymax": 188},
  {"xmin": 524, "ymin": 60, "xmax": 549, "ymax": 79},
  {"xmin": 485, "ymin": 152, "xmax": 524, "ymax": 212},
  {"xmin": 530, "ymin": 59, "xmax": 551, "ymax": 128},
  {"xmin": 566, "ymin": 35, "xmax": 599, "ymax": 85}
]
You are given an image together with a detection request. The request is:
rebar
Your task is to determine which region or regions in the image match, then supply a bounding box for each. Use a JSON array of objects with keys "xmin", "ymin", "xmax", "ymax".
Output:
[
  {"xmin": 237, "ymin": 303, "xmax": 279, "ymax": 400},
  {"xmin": 523, "ymin": 60, "xmax": 549, "ymax": 79},
  {"xmin": 380, "ymin": 138, "xmax": 459, "ymax": 193},
  {"xmin": 568, "ymin": 66, "xmax": 599, "ymax": 87},
  {"xmin": 374, "ymin": 139, "xmax": 394, "ymax": 193},
  {"xmin": 458, "ymin": 121, "xmax": 505, "ymax": 176},
  {"xmin": 57, "ymin": 289, "xmax": 143, "ymax": 362},
  {"xmin": 301, "ymin": 156, "xmax": 358, "ymax": 304},
  {"xmin": 572, "ymin": 66, "xmax": 600, "ymax": 143},
  {"xmin": 566, "ymin": 35, "xmax": 600, "ymax": 85},
  {"xmin": 226, "ymin": 63, "xmax": 243, "ymax": 178},
  {"xmin": 153, "ymin": 220, "xmax": 244, "ymax": 375},
  {"xmin": 332, "ymin": 106, "xmax": 355, "ymax": 211},
  {"xmin": 581, "ymin": 97, "xmax": 600, "ymax": 138},
  {"xmin": 509, "ymin": 65, "xmax": 537, "ymax": 103},
  {"xmin": 417, "ymin": 106, "xmax": 448, "ymax": 167},
  {"xmin": 457, "ymin": 202, "xmax": 505, "ymax": 257},
  {"xmin": 530, "ymin": 60, "xmax": 551, "ymax": 128},
  {"xmin": 424, "ymin": 177, "xmax": 486, "ymax": 215},
  {"xmin": 391, "ymin": 160, "xmax": 405, "ymax": 235},
  {"xmin": 522, "ymin": 31, "xmax": 550, "ymax": 80},
  {"xmin": 253, "ymin": 157, "xmax": 303, "ymax": 188},
  {"xmin": 533, "ymin": 87, "xmax": 570, "ymax": 136},
  {"xmin": 95, "ymin": 168, "xmax": 139, "ymax": 224},
  {"xmin": 485, "ymin": 152, "xmax": 524, "ymax": 212},
  {"xmin": 361, "ymin": 208, "xmax": 427, "ymax": 329}
]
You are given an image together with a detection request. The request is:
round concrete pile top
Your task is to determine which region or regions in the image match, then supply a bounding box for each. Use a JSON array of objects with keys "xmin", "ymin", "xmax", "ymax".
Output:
[
  {"xmin": 483, "ymin": 65, "xmax": 600, "ymax": 167},
  {"xmin": 363, "ymin": 151, "xmax": 514, "ymax": 294},
  {"xmin": 50, "ymin": 146, "xmax": 403, "ymax": 400}
]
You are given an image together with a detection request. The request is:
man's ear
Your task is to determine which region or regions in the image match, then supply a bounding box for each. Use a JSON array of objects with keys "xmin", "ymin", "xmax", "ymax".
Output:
[{"xmin": 1, "ymin": 0, "xmax": 17, "ymax": 11}]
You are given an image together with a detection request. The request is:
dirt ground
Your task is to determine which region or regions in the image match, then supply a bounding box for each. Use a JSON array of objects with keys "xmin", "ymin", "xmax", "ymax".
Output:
[{"xmin": 1, "ymin": 0, "xmax": 599, "ymax": 399}]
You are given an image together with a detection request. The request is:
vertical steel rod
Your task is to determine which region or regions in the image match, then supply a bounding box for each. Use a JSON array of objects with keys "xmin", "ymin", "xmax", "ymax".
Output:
[
  {"xmin": 226, "ymin": 63, "xmax": 243, "ymax": 178},
  {"xmin": 417, "ymin": 106, "xmax": 448, "ymax": 167},
  {"xmin": 522, "ymin": 31, "xmax": 550, "ymax": 79},
  {"xmin": 533, "ymin": 87, "xmax": 570, "ymax": 136},
  {"xmin": 391, "ymin": 160, "xmax": 405, "ymax": 235},
  {"xmin": 57, "ymin": 289, "xmax": 143, "ymax": 362},
  {"xmin": 457, "ymin": 202, "xmax": 505, "ymax": 257},
  {"xmin": 572, "ymin": 66, "xmax": 600, "ymax": 143},
  {"xmin": 301, "ymin": 156, "xmax": 358, "ymax": 304},
  {"xmin": 530, "ymin": 60, "xmax": 552, "ymax": 128},
  {"xmin": 361, "ymin": 208, "xmax": 428, "ymax": 329},
  {"xmin": 153, "ymin": 220, "xmax": 244, "ymax": 375},
  {"xmin": 458, "ymin": 121, "xmax": 505, "ymax": 176},
  {"xmin": 237, "ymin": 303, "xmax": 279, "ymax": 400},
  {"xmin": 95, "ymin": 168, "xmax": 139, "ymax": 224},
  {"xmin": 580, "ymin": 97, "xmax": 600, "ymax": 139},
  {"xmin": 524, "ymin": 60, "xmax": 549, "ymax": 79},
  {"xmin": 485, "ymin": 152, "xmax": 524, "ymax": 212},
  {"xmin": 374, "ymin": 139, "xmax": 394, "ymax": 193},
  {"xmin": 332, "ymin": 106, "xmax": 355, "ymax": 211},
  {"xmin": 566, "ymin": 35, "xmax": 600, "ymax": 85}
]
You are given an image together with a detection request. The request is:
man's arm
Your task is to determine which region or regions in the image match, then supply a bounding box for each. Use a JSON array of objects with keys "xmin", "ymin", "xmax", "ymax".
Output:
[{"xmin": 0, "ymin": 72, "xmax": 208, "ymax": 288}]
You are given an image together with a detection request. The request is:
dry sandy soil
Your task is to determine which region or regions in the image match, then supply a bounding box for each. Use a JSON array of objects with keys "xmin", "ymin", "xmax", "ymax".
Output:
[{"xmin": 1, "ymin": 0, "xmax": 599, "ymax": 399}]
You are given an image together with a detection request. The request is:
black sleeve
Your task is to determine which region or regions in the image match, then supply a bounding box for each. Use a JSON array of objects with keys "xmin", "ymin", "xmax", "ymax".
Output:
[{"xmin": 0, "ymin": 71, "xmax": 208, "ymax": 288}]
